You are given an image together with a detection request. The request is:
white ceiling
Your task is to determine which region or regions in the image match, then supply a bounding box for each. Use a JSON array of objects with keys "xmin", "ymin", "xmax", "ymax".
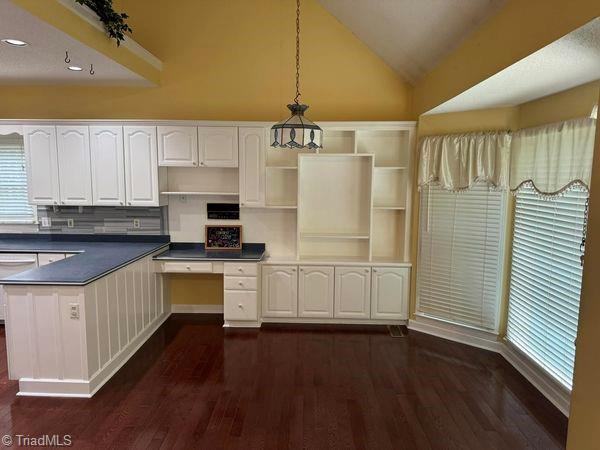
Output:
[
  {"xmin": 0, "ymin": 0, "xmax": 151, "ymax": 86},
  {"xmin": 318, "ymin": 0, "xmax": 506, "ymax": 84},
  {"xmin": 427, "ymin": 18, "xmax": 600, "ymax": 114}
]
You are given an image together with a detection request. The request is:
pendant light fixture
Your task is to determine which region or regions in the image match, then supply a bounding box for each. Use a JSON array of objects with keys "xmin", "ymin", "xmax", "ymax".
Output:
[{"xmin": 270, "ymin": 0, "xmax": 323, "ymax": 149}]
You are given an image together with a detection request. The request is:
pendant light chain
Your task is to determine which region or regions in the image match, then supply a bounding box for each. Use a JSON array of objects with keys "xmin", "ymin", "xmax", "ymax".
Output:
[{"xmin": 294, "ymin": 0, "xmax": 301, "ymax": 105}]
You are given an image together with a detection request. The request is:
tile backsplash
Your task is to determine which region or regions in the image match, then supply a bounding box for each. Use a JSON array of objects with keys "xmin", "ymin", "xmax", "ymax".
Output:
[{"xmin": 37, "ymin": 206, "xmax": 168, "ymax": 235}]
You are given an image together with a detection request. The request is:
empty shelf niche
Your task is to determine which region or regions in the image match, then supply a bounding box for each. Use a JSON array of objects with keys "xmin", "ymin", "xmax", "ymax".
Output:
[
  {"xmin": 357, "ymin": 130, "xmax": 410, "ymax": 167},
  {"xmin": 165, "ymin": 167, "xmax": 238, "ymax": 196},
  {"xmin": 320, "ymin": 130, "xmax": 356, "ymax": 154},
  {"xmin": 298, "ymin": 154, "xmax": 372, "ymax": 260},
  {"xmin": 371, "ymin": 209, "xmax": 406, "ymax": 262},
  {"xmin": 373, "ymin": 167, "xmax": 407, "ymax": 209},
  {"xmin": 266, "ymin": 167, "xmax": 298, "ymax": 208}
]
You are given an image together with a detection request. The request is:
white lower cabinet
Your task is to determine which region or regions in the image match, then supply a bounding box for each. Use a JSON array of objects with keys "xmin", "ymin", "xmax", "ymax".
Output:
[
  {"xmin": 298, "ymin": 266, "xmax": 334, "ymax": 318},
  {"xmin": 261, "ymin": 265, "xmax": 297, "ymax": 318},
  {"xmin": 0, "ymin": 253, "xmax": 39, "ymax": 321},
  {"xmin": 334, "ymin": 266, "xmax": 371, "ymax": 319},
  {"xmin": 37, "ymin": 253, "xmax": 66, "ymax": 267},
  {"xmin": 224, "ymin": 290, "xmax": 258, "ymax": 321},
  {"xmin": 371, "ymin": 267, "xmax": 409, "ymax": 320}
]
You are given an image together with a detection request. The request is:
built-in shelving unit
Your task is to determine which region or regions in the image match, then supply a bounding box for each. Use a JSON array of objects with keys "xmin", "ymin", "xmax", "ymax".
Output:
[
  {"xmin": 265, "ymin": 124, "xmax": 416, "ymax": 264},
  {"xmin": 164, "ymin": 167, "xmax": 239, "ymax": 198}
]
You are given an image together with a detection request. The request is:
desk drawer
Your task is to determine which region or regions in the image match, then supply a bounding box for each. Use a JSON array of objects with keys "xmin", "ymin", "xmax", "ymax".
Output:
[
  {"xmin": 224, "ymin": 290, "xmax": 258, "ymax": 321},
  {"xmin": 224, "ymin": 276, "xmax": 257, "ymax": 291},
  {"xmin": 161, "ymin": 261, "xmax": 213, "ymax": 273},
  {"xmin": 224, "ymin": 262, "xmax": 258, "ymax": 276}
]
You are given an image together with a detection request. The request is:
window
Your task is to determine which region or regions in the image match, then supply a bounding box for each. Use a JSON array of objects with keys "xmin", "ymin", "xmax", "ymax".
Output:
[
  {"xmin": 506, "ymin": 183, "xmax": 587, "ymax": 389},
  {"xmin": 417, "ymin": 183, "xmax": 507, "ymax": 331},
  {"xmin": 0, "ymin": 136, "xmax": 35, "ymax": 223}
]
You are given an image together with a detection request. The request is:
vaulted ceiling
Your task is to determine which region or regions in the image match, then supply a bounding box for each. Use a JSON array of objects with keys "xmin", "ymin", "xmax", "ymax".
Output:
[{"xmin": 317, "ymin": 0, "xmax": 507, "ymax": 84}]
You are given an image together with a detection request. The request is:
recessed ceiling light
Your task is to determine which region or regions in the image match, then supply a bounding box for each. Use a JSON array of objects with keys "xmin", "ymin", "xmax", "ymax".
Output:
[
  {"xmin": 1, "ymin": 38, "xmax": 29, "ymax": 47},
  {"xmin": 67, "ymin": 66, "xmax": 83, "ymax": 72}
]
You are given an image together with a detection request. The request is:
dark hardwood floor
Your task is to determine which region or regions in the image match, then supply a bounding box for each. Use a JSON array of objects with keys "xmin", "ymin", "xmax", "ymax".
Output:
[{"xmin": 0, "ymin": 314, "xmax": 567, "ymax": 449}]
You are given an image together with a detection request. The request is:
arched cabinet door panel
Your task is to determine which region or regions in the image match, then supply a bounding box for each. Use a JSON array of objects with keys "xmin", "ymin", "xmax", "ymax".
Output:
[
  {"xmin": 123, "ymin": 126, "xmax": 159, "ymax": 206},
  {"xmin": 371, "ymin": 267, "xmax": 409, "ymax": 320},
  {"xmin": 23, "ymin": 126, "xmax": 60, "ymax": 205},
  {"xmin": 298, "ymin": 266, "xmax": 334, "ymax": 318},
  {"xmin": 199, "ymin": 126, "xmax": 238, "ymax": 167},
  {"xmin": 56, "ymin": 126, "xmax": 92, "ymax": 205},
  {"xmin": 334, "ymin": 266, "xmax": 371, "ymax": 319},
  {"xmin": 90, "ymin": 126, "xmax": 126, "ymax": 206},
  {"xmin": 261, "ymin": 265, "xmax": 297, "ymax": 318},
  {"xmin": 239, "ymin": 127, "xmax": 265, "ymax": 207},
  {"xmin": 158, "ymin": 126, "xmax": 198, "ymax": 167}
]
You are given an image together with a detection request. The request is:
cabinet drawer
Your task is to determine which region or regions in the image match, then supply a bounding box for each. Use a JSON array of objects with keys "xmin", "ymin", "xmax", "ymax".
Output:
[
  {"xmin": 224, "ymin": 276, "xmax": 257, "ymax": 291},
  {"xmin": 161, "ymin": 261, "xmax": 213, "ymax": 273},
  {"xmin": 224, "ymin": 290, "xmax": 258, "ymax": 321},
  {"xmin": 37, "ymin": 253, "xmax": 66, "ymax": 267},
  {"xmin": 224, "ymin": 262, "xmax": 258, "ymax": 276}
]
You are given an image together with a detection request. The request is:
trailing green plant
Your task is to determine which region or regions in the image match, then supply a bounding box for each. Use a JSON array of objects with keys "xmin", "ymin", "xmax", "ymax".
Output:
[{"xmin": 74, "ymin": 0, "xmax": 132, "ymax": 46}]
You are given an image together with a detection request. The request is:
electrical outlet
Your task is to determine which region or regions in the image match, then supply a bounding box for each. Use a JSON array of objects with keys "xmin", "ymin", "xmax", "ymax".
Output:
[
  {"xmin": 69, "ymin": 303, "xmax": 80, "ymax": 319},
  {"xmin": 133, "ymin": 218, "xmax": 141, "ymax": 229},
  {"xmin": 41, "ymin": 217, "xmax": 51, "ymax": 227},
  {"xmin": 67, "ymin": 218, "xmax": 74, "ymax": 228}
]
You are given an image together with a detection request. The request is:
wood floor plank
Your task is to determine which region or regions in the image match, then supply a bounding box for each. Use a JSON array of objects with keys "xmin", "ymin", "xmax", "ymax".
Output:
[{"xmin": 0, "ymin": 317, "xmax": 567, "ymax": 449}]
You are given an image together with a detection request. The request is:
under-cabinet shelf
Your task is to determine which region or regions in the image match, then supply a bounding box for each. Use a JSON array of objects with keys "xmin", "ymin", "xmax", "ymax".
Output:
[
  {"xmin": 300, "ymin": 232, "xmax": 370, "ymax": 240},
  {"xmin": 161, "ymin": 191, "xmax": 239, "ymax": 196}
]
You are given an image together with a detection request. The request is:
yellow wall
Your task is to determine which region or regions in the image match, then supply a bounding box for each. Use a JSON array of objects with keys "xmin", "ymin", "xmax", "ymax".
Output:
[
  {"xmin": 413, "ymin": 0, "xmax": 600, "ymax": 115},
  {"xmin": 168, "ymin": 274, "xmax": 223, "ymax": 306},
  {"xmin": 567, "ymin": 90, "xmax": 600, "ymax": 450},
  {"xmin": 518, "ymin": 81, "xmax": 599, "ymax": 129},
  {"xmin": 0, "ymin": 0, "xmax": 411, "ymax": 121}
]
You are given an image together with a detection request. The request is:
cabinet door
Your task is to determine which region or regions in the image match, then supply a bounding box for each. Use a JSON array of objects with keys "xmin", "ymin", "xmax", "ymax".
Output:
[
  {"xmin": 158, "ymin": 126, "xmax": 198, "ymax": 167},
  {"xmin": 334, "ymin": 266, "xmax": 371, "ymax": 319},
  {"xmin": 239, "ymin": 127, "xmax": 265, "ymax": 207},
  {"xmin": 261, "ymin": 265, "xmax": 297, "ymax": 318},
  {"xmin": 298, "ymin": 266, "xmax": 334, "ymax": 318},
  {"xmin": 371, "ymin": 267, "xmax": 409, "ymax": 320},
  {"xmin": 23, "ymin": 126, "xmax": 60, "ymax": 205},
  {"xmin": 123, "ymin": 126, "xmax": 159, "ymax": 206},
  {"xmin": 56, "ymin": 126, "xmax": 92, "ymax": 205},
  {"xmin": 198, "ymin": 127, "xmax": 238, "ymax": 167},
  {"xmin": 90, "ymin": 126, "xmax": 126, "ymax": 206}
]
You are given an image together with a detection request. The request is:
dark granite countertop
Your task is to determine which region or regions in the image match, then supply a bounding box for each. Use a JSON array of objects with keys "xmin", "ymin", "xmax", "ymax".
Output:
[
  {"xmin": 0, "ymin": 234, "xmax": 170, "ymax": 286},
  {"xmin": 154, "ymin": 243, "xmax": 265, "ymax": 261}
]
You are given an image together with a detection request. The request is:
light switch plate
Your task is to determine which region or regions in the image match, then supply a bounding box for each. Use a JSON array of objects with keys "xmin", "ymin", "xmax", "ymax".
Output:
[{"xmin": 67, "ymin": 218, "xmax": 74, "ymax": 228}]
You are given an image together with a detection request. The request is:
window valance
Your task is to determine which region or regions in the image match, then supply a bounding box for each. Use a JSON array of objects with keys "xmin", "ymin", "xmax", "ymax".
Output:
[
  {"xmin": 510, "ymin": 118, "xmax": 597, "ymax": 195},
  {"xmin": 418, "ymin": 131, "xmax": 511, "ymax": 191}
]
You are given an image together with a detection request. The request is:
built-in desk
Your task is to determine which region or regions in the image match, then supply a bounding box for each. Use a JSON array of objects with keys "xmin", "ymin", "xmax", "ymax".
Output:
[{"xmin": 153, "ymin": 243, "xmax": 265, "ymax": 327}]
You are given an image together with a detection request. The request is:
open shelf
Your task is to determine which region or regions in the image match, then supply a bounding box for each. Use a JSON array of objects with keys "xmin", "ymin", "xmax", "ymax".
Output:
[
  {"xmin": 161, "ymin": 191, "xmax": 238, "ymax": 196},
  {"xmin": 266, "ymin": 166, "xmax": 298, "ymax": 208},
  {"xmin": 298, "ymin": 237, "xmax": 370, "ymax": 261},
  {"xmin": 166, "ymin": 167, "xmax": 238, "ymax": 195},
  {"xmin": 357, "ymin": 130, "xmax": 410, "ymax": 167},
  {"xmin": 371, "ymin": 209, "xmax": 406, "ymax": 262},
  {"xmin": 373, "ymin": 167, "xmax": 407, "ymax": 209},
  {"xmin": 300, "ymin": 232, "xmax": 370, "ymax": 239},
  {"xmin": 320, "ymin": 130, "xmax": 355, "ymax": 154}
]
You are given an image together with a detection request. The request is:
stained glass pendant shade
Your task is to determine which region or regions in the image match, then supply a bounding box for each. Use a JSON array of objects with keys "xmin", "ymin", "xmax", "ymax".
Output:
[{"xmin": 270, "ymin": 0, "xmax": 323, "ymax": 149}]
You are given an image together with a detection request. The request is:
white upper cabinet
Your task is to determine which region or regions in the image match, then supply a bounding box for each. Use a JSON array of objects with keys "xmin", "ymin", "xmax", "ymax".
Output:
[
  {"xmin": 23, "ymin": 126, "xmax": 60, "ymax": 205},
  {"xmin": 123, "ymin": 126, "xmax": 160, "ymax": 206},
  {"xmin": 90, "ymin": 126, "xmax": 126, "ymax": 206},
  {"xmin": 56, "ymin": 126, "xmax": 92, "ymax": 206},
  {"xmin": 198, "ymin": 126, "xmax": 238, "ymax": 167},
  {"xmin": 158, "ymin": 126, "xmax": 198, "ymax": 167},
  {"xmin": 239, "ymin": 127, "xmax": 265, "ymax": 207},
  {"xmin": 298, "ymin": 266, "xmax": 334, "ymax": 318},
  {"xmin": 371, "ymin": 267, "xmax": 409, "ymax": 320},
  {"xmin": 334, "ymin": 266, "xmax": 371, "ymax": 319},
  {"xmin": 261, "ymin": 265, "xmax": 297, "ymax": 318}
]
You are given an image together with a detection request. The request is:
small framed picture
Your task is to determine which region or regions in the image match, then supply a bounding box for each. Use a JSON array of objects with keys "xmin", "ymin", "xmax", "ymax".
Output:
[{"xmin": 205, "ymin": 225, "xmax": 242, "ymax": 250}]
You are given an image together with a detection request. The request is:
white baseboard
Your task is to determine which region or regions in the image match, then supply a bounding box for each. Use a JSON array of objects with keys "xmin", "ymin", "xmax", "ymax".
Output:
[
  {"xmin": 408, "ymin": 315, "xmax": 570, "ymax": 416},
  {"xmin": 172, "ymin": 304, "xmax": 224, "ymax": 314},
  {"xmin": 408, "ymin": 316, "xmax": 503, "ymax": 353},
  {"xmin": 500, "ymin": 342, "xmax": 571, "ymax": 416}
]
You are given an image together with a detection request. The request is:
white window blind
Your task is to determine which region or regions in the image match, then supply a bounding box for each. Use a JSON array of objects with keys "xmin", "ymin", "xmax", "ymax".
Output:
[
  {"xmin": 417, "ymin": 183, "xmax": 506, "ymax": 331},
  {"xmin": 0, "ymin": 138, "xmax": 35, "ymax": 223},
  {"xmin": 506, "ymin": 183, "xmax": 587, "ymax": 389}
]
